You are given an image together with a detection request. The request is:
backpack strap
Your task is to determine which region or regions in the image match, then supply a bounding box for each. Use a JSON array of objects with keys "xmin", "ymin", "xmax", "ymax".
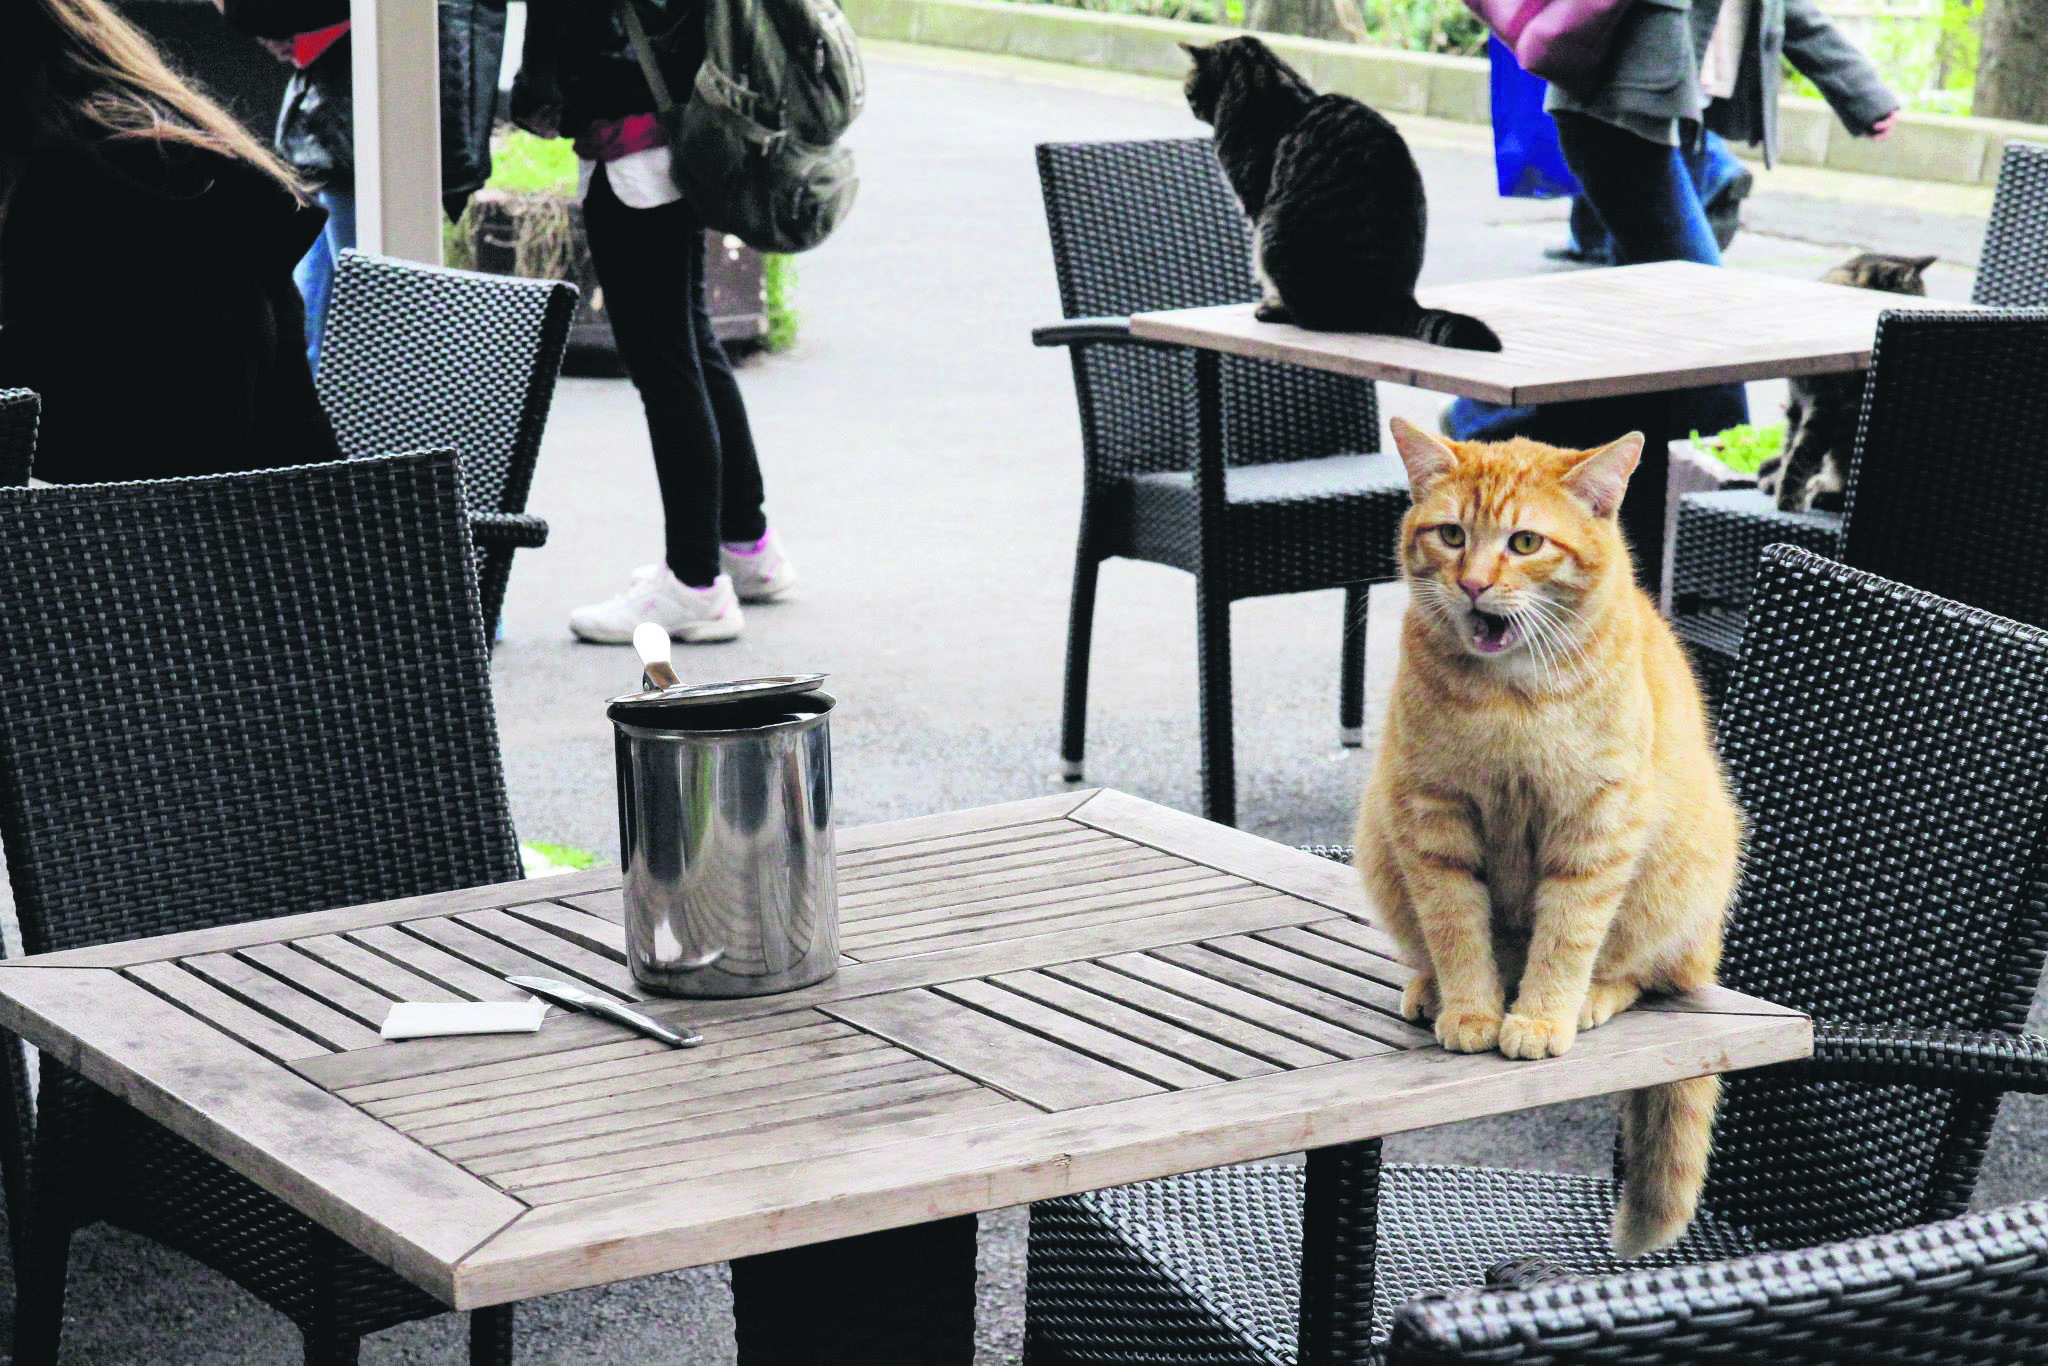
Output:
[{"xmin": 615, "ymin": 0, "xmax": 678, "ymax": 115}]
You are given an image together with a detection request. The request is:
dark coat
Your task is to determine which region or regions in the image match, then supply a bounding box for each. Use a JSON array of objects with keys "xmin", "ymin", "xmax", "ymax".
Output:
[
  {"xmin": 220, "ymin": 0, "xmax": 506, "ymax": 201},
  {"xmin": 1549, "ymin": 0, "xmax": 1897, "ymax": 165},
  {"xmin": 0, "ymin": 141, "xmax": 342, "ymax": 482},
  {"xmin": 514, "ymin": 0, "xmax": 703, "ymax": 133}
]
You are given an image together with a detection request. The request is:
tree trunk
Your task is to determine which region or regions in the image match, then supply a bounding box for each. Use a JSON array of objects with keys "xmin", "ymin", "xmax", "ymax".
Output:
[
  {"xmin": 1976, "ymin": 0, "xmax": 2048, "ymax": 124},
  {"xmin": 1244, "ymin": 0, "xmax": 1356, "ymax": 42}
]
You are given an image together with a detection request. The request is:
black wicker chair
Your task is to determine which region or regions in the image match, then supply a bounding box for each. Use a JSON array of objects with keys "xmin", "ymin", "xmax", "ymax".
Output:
[
  {"xmin": 1666, "ymin": 139, "xmax": 2048, "ymax": 692},
  {"xmin": 0, "ymin": 452, "xmax": 522, "ymax": 1365},
  {"xmin": 1383, "ymin": 1196, "xmax": 2048, "ymax": 1364},
  {"xmin": 1025, "ymin": 545, "xmax": 2048, "ymax": 1363},
  {"xmin": 1671, "ymin": 307, "xmax": 2048, "ymax": 704},
  {"xmin": 1033, "ymin": 138, "xmax": 1410, "ymax": 826},
  {"xmin": 318, "ymin": 249, "xmax": 576, "ymax": 643},
  {"xmin": 0, "ymin": 389, "xmax": 36, "ymax": 486}
]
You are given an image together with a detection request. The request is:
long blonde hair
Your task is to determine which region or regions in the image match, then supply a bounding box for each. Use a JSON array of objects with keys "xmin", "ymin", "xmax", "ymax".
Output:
[{"xmin": 1, "ymin": 0, "xmax": 306, "ymax": 199}]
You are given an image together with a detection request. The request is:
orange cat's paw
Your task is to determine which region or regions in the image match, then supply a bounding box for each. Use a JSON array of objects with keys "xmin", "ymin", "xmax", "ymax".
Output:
[
  {"xmin": 1578, "ymin": 981, "xmax": 1640, "ymax": 1031},
  {"xmin": 1499, "ymin": 1012, "xmax": 1575, "ymax": 1059},
  {"xmin": 1401, "ymin": 973, "xmax": 1440, "ymax": 1022},
  {"xmin": 1435, "ymin": 1007, "xmax": 1501, "ymax": 1053}
]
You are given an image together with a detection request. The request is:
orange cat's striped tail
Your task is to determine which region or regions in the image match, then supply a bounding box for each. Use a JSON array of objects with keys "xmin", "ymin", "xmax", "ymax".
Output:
[{"xmin": 1613, "ymin": 1075, "xmax": 1721, "ymax": 1258}]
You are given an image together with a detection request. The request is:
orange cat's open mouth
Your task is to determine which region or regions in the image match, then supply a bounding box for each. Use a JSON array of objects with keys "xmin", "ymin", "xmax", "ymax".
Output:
[{"xmin": 1469, "ymin": 610, "xmax": 1520, "ymax": 654}]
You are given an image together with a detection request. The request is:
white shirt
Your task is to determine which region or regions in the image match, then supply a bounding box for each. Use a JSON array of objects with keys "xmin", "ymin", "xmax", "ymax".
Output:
[
  {"xmin": 1700, "ymin": 0, "xmax": 1751, "ymax": 102},
  {"xmin": 577, "ymin": 145, "xmax": 683, "ymax": 209}
]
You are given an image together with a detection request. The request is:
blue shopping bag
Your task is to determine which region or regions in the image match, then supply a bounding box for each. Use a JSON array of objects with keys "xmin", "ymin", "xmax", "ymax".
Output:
[{"xmin": 1488, "ymin": 36, "xmax": 1579, "ymax": 199}]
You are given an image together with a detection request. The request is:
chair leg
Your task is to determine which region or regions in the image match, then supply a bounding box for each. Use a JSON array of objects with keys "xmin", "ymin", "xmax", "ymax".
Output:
[
  {"xmin": 1340, "ymin": 584, "xmax": 1367, "ymax": 748},
  {"xmin": 1060, "ymin": 531, "xmax": 1102, "ymax": 784},
  {"xmin": 1196, "ymin": 571, "xmax": 1236, "ymax": 828},
  {"xmin": 301, "ymin": 1330, "xmax": 362, "ymax": 1366},
  {"xmin": 469, "ymin": 1304, "xmax": 515, "ymax": 1366},
  {"xmin": 1296, "ymin": 1138, "xmax": 1383, "ymax": 1366},
  {"xmin": 10, "ymin": 1207, "xmax": 71, "ymax": 1366}
]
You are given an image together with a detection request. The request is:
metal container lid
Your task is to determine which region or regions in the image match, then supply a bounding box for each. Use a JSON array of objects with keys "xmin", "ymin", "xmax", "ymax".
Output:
[{"xmin": 607, "ymin": 673, "xmax": 829, "ymax": 712}]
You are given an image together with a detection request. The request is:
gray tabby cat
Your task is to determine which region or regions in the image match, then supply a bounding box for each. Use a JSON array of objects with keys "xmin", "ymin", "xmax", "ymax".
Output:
[
  {"xmin": 1757, "ymin": 252, "xmax": 1935, "ymax": 512},
  {"xmin": 1182, "ymin": 37, "xmax": 1500, "ymax": 351}
]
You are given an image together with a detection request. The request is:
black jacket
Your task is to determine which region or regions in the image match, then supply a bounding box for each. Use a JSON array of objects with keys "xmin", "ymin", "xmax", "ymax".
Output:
[
  {"xmin": 220, "ymin": 0, "xmax": 506, "ymax": 201},
  {"xmin": 0, "ymin": 141, "xmax": 342, "ymax": 482},
  {"xmin": 515, "ymin": 0, "xmax": 703, "ymax": 134}
]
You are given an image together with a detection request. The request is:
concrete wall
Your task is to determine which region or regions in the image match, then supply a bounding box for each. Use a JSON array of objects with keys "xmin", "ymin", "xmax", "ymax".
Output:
[{"xmin": 843, "ymin": 0, "xmax": 2045, "ymax": 186}]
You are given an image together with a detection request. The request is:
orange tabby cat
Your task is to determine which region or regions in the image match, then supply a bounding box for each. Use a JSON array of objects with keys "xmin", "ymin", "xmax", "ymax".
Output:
[{"xmin": 1357, "ymin": 418, "xmax": 1743, "ymax": 1257}]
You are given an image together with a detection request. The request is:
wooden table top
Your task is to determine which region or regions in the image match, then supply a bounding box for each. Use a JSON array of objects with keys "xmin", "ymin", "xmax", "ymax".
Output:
[
  {"xmin": 1130, "ymin": 261, "xmax": 1962, "ymax": 405},
  {"xmin": 0, "ymin": 789, "xmax": 1810, "ymax": 1310}
]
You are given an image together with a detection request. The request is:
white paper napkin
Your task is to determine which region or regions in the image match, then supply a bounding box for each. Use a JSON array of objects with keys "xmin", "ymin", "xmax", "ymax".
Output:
[{"xmin": 381, "ymin": 1000, "xmax": 551, "ymax": 1041}]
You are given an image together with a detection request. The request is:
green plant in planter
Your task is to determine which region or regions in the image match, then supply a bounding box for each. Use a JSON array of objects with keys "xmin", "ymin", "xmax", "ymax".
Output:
[
  {"xmin": 455, "ymin": 130, "xmax": 799, "ymax": 351},
  {"xmin": 1690, "ymin": 422, "xmax": 1786, "ymax": 476}
]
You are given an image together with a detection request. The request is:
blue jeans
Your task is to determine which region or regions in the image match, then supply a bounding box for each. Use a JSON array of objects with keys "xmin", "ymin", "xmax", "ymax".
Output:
[
  {"xmin": 293, "ymin": 182, "xmax": 358, "ymax": 374},
  {"xmin": 1567, "ymin": 130, "xmax": 1746, "ymax": 263},
  {"xmin": 1444, "ymin": 113, "xmax": 1748, "ymax": 445}
]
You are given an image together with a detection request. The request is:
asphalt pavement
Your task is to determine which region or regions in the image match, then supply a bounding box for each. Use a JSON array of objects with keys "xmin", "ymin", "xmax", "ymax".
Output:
[{"xmin": 8, "ymin": 41, "xmax": 2033, "ymax": 1363}]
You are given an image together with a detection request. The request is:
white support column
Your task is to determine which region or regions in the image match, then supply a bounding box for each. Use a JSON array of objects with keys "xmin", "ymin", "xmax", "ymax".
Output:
[{"xmin": 351, "ymin": 0, "xmax": 443, "ymax": 263}]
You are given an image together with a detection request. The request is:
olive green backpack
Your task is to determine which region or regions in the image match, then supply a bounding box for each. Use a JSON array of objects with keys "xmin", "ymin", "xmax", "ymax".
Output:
[{"xmin": 618, "ymin": 0, "xmax": 862, "ymax": 254}]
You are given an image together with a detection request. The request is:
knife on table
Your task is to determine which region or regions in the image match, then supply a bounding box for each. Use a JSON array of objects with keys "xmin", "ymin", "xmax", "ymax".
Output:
[{"xmin": 506, "ymin": 975, "xmax": 704, "ymax": 1048}]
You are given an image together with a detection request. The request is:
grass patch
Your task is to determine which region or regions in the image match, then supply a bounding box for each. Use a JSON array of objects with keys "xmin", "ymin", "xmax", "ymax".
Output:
[
  {"xmin": 521, "ymin": 841, "xmax": 602, "ymax": 876},
  {"xmin": 1691, "ymin": 422, "xmax": 1786, "ymax": 476}
]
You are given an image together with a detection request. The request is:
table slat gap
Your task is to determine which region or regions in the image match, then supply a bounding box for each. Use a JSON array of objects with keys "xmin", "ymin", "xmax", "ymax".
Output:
[
  {"xmin": 989, "ymin": 970, "xmax": 1279, "ymax": 1080},
  {"xmin": 500, "ymin": 902, "xmax": 629, "ymax": 963},
  {"xmin": 935, "ymin": 979, "xmax": 1228, "ymax": 1090},
  {"xmin": 454, "ymin": 908, "xmax": 641, "ymax": 998},
  {"xmin": 834, "ymin": 833, "xmax": 1130, "ymax": 896},
  {"xmin": 835, "ymin": 818, "xmax": 1084, "ymax": 871},
  {"xmin": 514, "ymin": 1094, "xmax": 1036, "ymax": 1208},
  {"xmin": 401, "ymin": 919, "xmax": 635, "ymax": 1004},
  {"xmin": 237, "ymin": 942, "xmax": 403, "ymax": 1030},
  {"xmin": 843, "ymin": 875, "xmax": 1254, "ymax": 955},
  {"xmin": 1205, "ymin": 933, "xmax": 1416, "ymax": 1017},
  {"xmin": 1256, "ymin": 924, "xmax": 1409, "ymax": 988},
  {"xmin": 833, "ymin": 791, "xmax": 1101, "ymax": 855},
  {"xmin": 839, "ymin": 854, "xmax": 1199, "ymax": 924},
  {"xmin": 362, "ymin": 1023, "xmax": 870, "ymax": 1123},
  {"xmin": 330, "ymin": 1008, "xmax": 835, "ymax": 1105},
  {"xmin": 486, "ymin": 1073, "xmax": 990, "ymax": 1194},
  {"xmin": 1091, "ymin": 953, "xmax": 1395, "ymax": 1059},
  {"xmin": 122, "ymin": 960, "xmax": 336, "ymax": 1063},
  {"xmin": 182, "ymin": 953, "xmax": 384, "ymax": 1052},
  {"xmin": 836, "ymin": 844, "xmax": 1184, "ymax": 911},
  {"xmin": 420, "ymin": 1042, "xmax": 922, "ymax": 1160},
  {"xmin": 1041, "ymin": 960, "xmax": 1344, "ymax": 1070},
  {"xmin": 291, "ymin": 934, "xmax": 466, "ymax": 1006},
  {"xmin": 345, "ymin": 923, "xmax": 533, "ymax": 1003},
  {"xmin": 1151, "ymin": 943, "xmax": 1425, "ymax": 1052},
  {"xmin": 459, "ymin": 1057, "xmax": 950, "ymax": 1178},
  {"xmin": 835, "ymin": 827, "xmax": 1117, "ymax": 886},
  {"xmin": 845, "ymin": 885, "xmax": 1284, "ymax": 964}
]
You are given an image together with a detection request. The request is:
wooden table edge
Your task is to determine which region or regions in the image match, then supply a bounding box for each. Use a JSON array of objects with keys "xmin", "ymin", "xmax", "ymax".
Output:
[
  {"xmin": 444, "ymin": 1007, "xmax": 1811, "ymax": 1308},
  {"xmin": 0, "ymin": 965, "xmax": 521, "ymax": 1303}
]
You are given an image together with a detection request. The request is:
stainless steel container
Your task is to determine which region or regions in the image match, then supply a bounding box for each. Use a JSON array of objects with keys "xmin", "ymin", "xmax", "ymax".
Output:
[{"xmin": 608, "ymin": 676, "xmax": 837, "ymax": 998}]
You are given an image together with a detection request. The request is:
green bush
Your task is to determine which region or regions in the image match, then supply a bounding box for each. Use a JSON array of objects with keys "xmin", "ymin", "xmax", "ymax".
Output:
[{"xmin": 1691, "ymin": 422, "xmax": 1786, "ymax": 476}]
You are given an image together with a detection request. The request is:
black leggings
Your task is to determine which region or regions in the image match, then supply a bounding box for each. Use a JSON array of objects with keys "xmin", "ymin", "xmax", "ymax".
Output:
[{"xmin": 583, "ymin": 163, "xmax": 767, "ymax": 587}]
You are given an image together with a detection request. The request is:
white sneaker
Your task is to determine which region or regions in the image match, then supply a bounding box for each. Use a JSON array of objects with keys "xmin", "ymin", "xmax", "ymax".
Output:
[
  {"xmin": 568, "ymin": 566, "xmax": 743, "ymax": 644},
  {"xmin": 719, "ymin": 529, "xmax": 798, "ymax": 602}
]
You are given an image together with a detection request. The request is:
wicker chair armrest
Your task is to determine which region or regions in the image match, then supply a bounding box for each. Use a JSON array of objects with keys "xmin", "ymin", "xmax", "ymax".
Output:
[
  {"xmin": 1386, "ymin": 1199, "xmax": 2048, "ymax": 1364},
  {"xmin": 1772, "ymin": 1022, "xmax": 2048, "ymax": 1093},
  {"xmin": 1031, "ymin": 317, "xmax": 1179, "ymax": 351},
  {"xmin": 1297, "ymin": 843, "xmax": 1356, "ymax": 865},
  {"xmin": 469, "ymin": 511, "xmax": 550, "ymax": 551}
]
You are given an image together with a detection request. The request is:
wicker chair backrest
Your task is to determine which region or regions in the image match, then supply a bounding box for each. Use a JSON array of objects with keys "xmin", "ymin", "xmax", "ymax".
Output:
[
  {"xmin": 0, "ymin": 452, "xmax": 521, "ymax": 956},
  {"xmin": 0, "ymin": 389, "xmax": 37, "ymax": 487},
  {"xmin": 1837, "ymin": 309, "xmax": 2048, "ymax": 633},
  {"xmin": 1973, "ymin": 141, "xmax": 2048, "ymax": 306},
  {"xmin": 1387, "ymin": 1196, "xmax": 2048, "ymax": 1364},
  {"xmin": 1035, "ymin": 138, "xmax": 1379, "ymax": 478},
  {"xmin": 317, "ymin": 250, "xmax": 576, "ymax": 517},
  {"xmin": 1706, "ymin": 547, "xmax": 2048, "ymax": 1245}
]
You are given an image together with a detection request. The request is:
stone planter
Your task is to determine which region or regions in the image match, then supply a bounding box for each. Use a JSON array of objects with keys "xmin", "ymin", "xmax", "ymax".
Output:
[
  {"xmin": 467, "ymin": 189, "xmax": 769, "ymax": 373},
  {"xmin": 1660, "ymin": 438, "xmax": 1758, "ymax": 614}
]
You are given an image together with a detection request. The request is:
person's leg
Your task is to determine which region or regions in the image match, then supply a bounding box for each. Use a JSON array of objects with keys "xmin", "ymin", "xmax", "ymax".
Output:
[
  {"xmin": 684, "ymin": 232, "xmax": 768, "ymax": 547},
  {"xmin": 1553, "ymin": 113, "xmax": 1747, "ymax": 438},
  {"xmin": 583, "ymin": 169, "xmax": 725, "ymax": 589},
  {"xmin": 294, "ymin": 182, "xmax": 355, "ymax": 371},
  {"xmin": 569, "ymin": 166, "xmax": 743, "ymax": 642}
]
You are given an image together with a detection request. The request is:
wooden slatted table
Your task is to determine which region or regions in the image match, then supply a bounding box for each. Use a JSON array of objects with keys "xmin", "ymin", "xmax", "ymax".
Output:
[
  {"xmin": 0, "ymin": 789, "xmax": 1811, "ymax": 1359},
  {"xmin": 1131, "ymin": 261, "xmax": 1961, "ymax": 603}
]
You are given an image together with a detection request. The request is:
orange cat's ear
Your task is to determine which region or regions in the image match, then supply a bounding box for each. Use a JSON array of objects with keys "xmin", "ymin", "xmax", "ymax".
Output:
[
  {"xmin": 1390, "ymin": 417, "xmax": 1458, "ymax": 497},
  {"xmin": 1562, "ymin": 432, "xmax": 1644, "ymax": 519}
]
